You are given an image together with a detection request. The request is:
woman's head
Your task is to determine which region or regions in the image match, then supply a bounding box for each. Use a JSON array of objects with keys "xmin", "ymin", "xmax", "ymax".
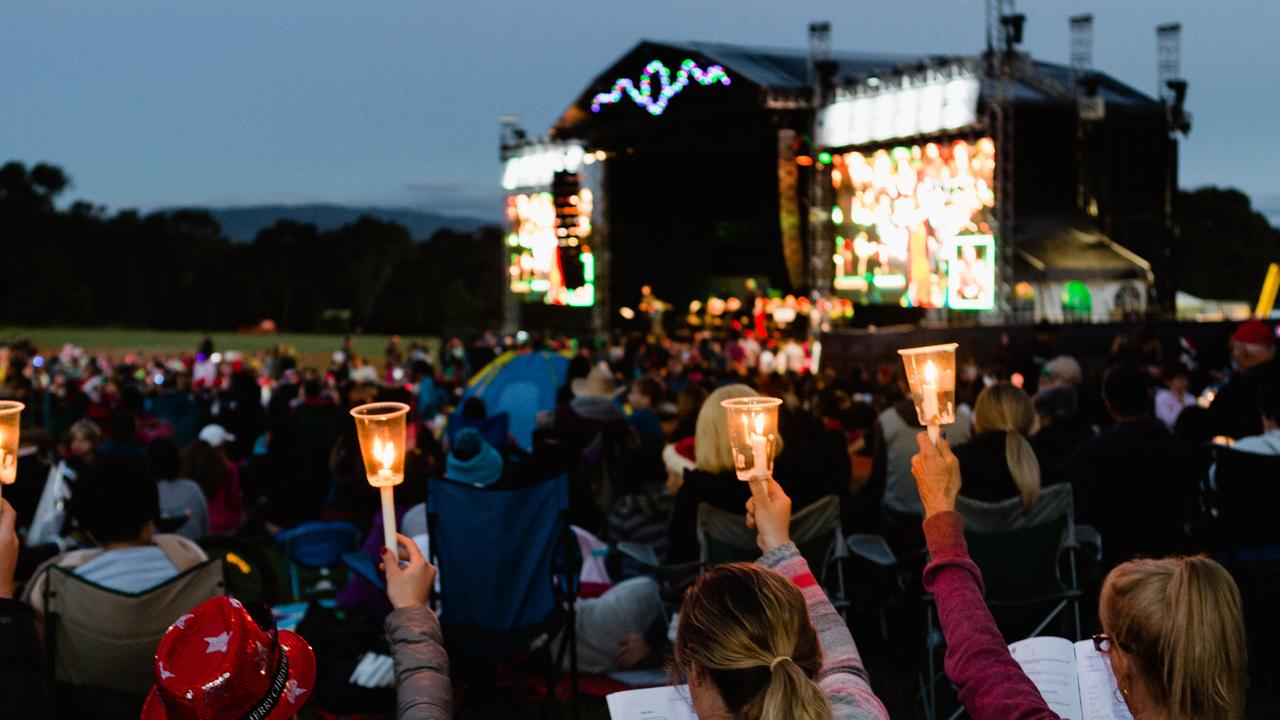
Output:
[
  {"xmin": 67, "ymin": 419, "xmax": 101, "ymax": 460},
  {"xmin": 694, "ymin": 384, "xmax": 758, "ymax": 473},
  {"xmin": 972, "ymin": 382, "xmax": 1040, "ymax": 512},
  {"xmin": 1100, "ymin": 556, "xmax": 1247, "ymax": 720},
  {"xmin": 181, "ymin": 439, "xmax": 231, "ymax": 499},
  {"xmin": 676, "ymin": 563, "xmax": 831, "ymax": 720}
]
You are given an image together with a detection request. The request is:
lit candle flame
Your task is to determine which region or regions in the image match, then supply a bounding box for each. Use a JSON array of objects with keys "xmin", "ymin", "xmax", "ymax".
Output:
[
  {"xmin": 924, "ymin": 359, "xmax": 937, "ymax": 384},
  {"xmin": 373, "ymin": 437, "xmax": 396, "ymax": 471},
  {"xmin": 753, "ymin": 412, "xmax": 765, "ymax": 436}
]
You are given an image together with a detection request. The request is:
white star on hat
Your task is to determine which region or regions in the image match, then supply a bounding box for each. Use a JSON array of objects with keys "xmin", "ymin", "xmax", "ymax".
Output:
[
  {"xmin": 284, "ymin": 679, "xmax": 308, "ymax": 704},
  {"xmin": 158, "ymin": 661, "xmax": 175, "ymax": 680},
  {"xmin": 172, "ymin": 613, "xmax": 193, "ymax": 630},
  {"xmin": 204, "ymin": 631, "xmax": 231, "ymax": 653}
]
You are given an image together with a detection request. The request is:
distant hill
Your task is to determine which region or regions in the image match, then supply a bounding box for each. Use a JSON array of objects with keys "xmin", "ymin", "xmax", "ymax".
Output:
[{"xmin": 160, "ymin": 204, "xmax": 496, "ymax": 242}]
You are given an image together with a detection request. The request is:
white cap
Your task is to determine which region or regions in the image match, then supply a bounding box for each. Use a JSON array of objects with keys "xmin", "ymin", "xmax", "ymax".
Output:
[{"xmin": 198, "ymin": 424, "xmax": 236, "ymax": 448}]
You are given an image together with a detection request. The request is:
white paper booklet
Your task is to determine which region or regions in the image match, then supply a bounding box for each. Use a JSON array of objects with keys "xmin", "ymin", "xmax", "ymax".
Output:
[
  {"xmin": 1008, "ymin": 637, "xmax": 1134, "ymax": 720},
  {"xmin": 606, "ymin": 684, "xmax": 697, "ymax": 720}
]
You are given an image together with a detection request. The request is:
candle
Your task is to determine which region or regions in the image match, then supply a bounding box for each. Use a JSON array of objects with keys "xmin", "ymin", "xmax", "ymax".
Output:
[
  {"xmin": 749, "ymin": 412, "xmax": 769, "ymax": 479},
  {"xmin": 921, "ymin": 360, "xmax": 939, "ymax": 423},
  {"xmin": 374, "ymin": 438, "xmax": 398, "ymax": 553},
  {"xmin": 897, "ymin": 344, "xmax": 955, "ymax": 446}
]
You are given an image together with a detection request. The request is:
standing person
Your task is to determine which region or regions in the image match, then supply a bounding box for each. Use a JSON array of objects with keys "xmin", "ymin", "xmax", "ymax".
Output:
[
  {"xmin": 911, "ymin": 434, "xmax": 1248, "ymax": 720},
  {"xmin": 181, "ymin": 425, "xmax": 243, "ymax": 536},
  {"xmin": 1065, "ymin": 365, "xmax": 1194, "ymax": 570},
  {"xmin": 1210, "ymin": 318, "xmax": 1280, "ymax": 439},
  {"xmin": 672, "ymin": 477, "xmax": 890, "ymax": 720}
]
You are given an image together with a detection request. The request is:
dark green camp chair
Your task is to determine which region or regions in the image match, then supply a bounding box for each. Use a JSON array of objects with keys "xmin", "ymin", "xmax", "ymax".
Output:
[
  {"xmin": 695, "ymin": 495, "xmax": 847, "ymax": 608},
  {"xmin": 919, "ymin": 483, "xmax": 1087, "ymax": 720}
]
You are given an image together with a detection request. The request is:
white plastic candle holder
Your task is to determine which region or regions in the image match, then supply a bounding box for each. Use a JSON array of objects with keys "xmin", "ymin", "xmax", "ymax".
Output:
[
  {"xmin": 897, "ymin": 343, "xmax": 959, "ymax": 444},
  {"xmin": 720, "ymin": 396, "xmax": 782, "ymax": 482},
  {"xmin": 351, "ymin": 402, "xmax": 410, "ymax": 551},
  {"xmin": 0, "ymin": 401, "xmax": 22, "ymax": 502}
]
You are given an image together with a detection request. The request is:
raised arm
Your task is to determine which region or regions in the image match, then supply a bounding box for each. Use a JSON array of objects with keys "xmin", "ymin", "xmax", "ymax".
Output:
[
  {"xmin": 382, "ymin": 534, "xmax": 451, "ymax": 720},
  {"xmin": 0, "ymin": 499, "xmax": 51, "ymax": 718},
  {"xmin": 911, "ymin": 434, "xmax": 1060, "ymax": 720},
  {"xmin": 749, "ymin": 479, "xmax": 889, "ymax": 720}
]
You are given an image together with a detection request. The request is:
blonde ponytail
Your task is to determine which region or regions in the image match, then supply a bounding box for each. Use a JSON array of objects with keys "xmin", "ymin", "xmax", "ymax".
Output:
[
  {"xmin": 1102, "ymin": 556, "xmax": 1248, "ymax": 720},
  {"xmin": 1004, "ymin": 431, "xmax": 1040, "ymax": 513},
  {"xmin": 973, "ymin": 382, "xmax": 1041, "ymax": 513},
  {"xmin": 676, "ymin": 563, "xmax": 833, "ymax": 720},
  {"xmin": 758, "ymin": 656, "xmax": 831, "ymax": 720}
]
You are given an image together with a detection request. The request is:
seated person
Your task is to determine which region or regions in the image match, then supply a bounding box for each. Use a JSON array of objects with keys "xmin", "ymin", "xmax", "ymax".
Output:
[
  {"xmin": 443, "ymin": 428, "xmax": 502, "ymax": 488},
  {"xmin": 0, "ymin": 498, "xmax": 52, "ymax": 718},
  {"xmin": 146, "ymin": 437, "xmax": 210, "ymax": 541},
  {"xmin": 912, "ymin": 433, "xmax": 1247, "ymax": 720},
  {"xmin": 951, "ymin": 382, "xmax": 1046, "ymax": 512},
  {"xmin": 675, "ymin": 478, "xmax": 889, "ymax": 719},
  {"xmin": 142, "ymin": 595, "xmax": 315, "ymax": 719},
  {"xmin": 1230, "ymin": 382, "xmax": 1280, "ymax": 456},
  {"xmin": 24, "ymin": 458, "xmax": 208, "ymax": 617}
]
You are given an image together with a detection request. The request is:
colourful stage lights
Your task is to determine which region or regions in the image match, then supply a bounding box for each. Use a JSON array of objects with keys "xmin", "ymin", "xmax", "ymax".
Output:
[{"xmin": 590, "ymin": 59, "xmax": 731, "ymax": 116}]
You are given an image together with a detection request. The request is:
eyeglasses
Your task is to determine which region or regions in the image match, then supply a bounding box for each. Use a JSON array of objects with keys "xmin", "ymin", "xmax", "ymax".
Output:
[{"xmin": 1092, "ymin": 633, "xmax": 1114, "ymax": 653}]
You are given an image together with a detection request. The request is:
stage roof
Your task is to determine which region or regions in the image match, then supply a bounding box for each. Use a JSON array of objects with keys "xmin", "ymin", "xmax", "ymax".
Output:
[
  {"xmin": 553, "ymin": 39, "xmax": 1161, "ymax": 134},
  {"xmin": 1015, "ymin": 217, "xmax": 1154, "ymax": 282}
]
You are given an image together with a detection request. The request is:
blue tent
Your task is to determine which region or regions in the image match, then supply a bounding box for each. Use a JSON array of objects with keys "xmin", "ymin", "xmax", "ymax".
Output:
[{"xmin": 457, "ymin": 351, "xmax": 568, "ymax": 450}]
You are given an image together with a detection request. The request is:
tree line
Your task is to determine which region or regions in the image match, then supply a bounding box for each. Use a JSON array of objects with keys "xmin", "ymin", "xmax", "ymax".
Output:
[{"xmin": 0, "ymin": 161, "xmax": 504, "ymax": 335}]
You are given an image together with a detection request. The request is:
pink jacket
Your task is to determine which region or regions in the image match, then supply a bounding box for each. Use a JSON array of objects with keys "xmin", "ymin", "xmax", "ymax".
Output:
[{"xmin": 922, "ymin": 511, "xmax": 1061, "ymax": 719}]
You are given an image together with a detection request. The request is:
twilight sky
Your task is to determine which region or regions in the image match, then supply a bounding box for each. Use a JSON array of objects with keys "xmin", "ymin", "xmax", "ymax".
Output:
[{"xmin": 2, "ymin": 1, "xmax": 1276, "ymax": 221}]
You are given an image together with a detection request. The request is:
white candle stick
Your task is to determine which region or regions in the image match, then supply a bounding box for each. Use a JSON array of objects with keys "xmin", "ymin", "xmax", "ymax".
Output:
[
  {"xmin": 921, "ymin": 360, "xmax": 939, "ymax": 423},
  {"xmin": 381, "ymin": 486, "xmax": 397, "ymax": 554},
  {"xmin": 749, "ymin": 412, "xmax": 769, "ymax": 479}
]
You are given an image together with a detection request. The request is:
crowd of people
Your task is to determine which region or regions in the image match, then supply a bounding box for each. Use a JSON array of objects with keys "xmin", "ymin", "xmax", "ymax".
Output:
[{"xmin": 0, "ymin": 316, "xmax": 1277, "ymax": 719}]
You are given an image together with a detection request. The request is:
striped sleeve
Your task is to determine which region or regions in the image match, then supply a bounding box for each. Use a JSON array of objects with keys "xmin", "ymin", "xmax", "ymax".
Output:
[{"xmin": 760, "ymin": 543, "xmax": 890, "ymax": 720}]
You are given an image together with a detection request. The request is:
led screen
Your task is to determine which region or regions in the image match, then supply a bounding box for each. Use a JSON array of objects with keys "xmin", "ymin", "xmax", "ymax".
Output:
[
  {"xmin": 946, "ymin": 234, "xmax": 996, "ymax": 310},
  {"xmin": 507, "ymin": 187, "xmax": 595, "ymax": 307},
  {"xmin": 830, "ymin": 138, "xmax": 996, "ymax": 308}
]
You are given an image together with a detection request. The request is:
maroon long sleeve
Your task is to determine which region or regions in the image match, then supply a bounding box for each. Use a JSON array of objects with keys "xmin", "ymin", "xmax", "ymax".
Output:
[{"xmin": 921, "ymin": 511, "xmax": 1061, "ymax": 720}]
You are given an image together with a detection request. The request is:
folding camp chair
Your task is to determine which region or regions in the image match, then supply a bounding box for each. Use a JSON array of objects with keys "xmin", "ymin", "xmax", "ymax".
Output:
[
  {"xmin": 920, "ymin": 483, "xmax": 1085, "ymax": 720},
  {"xmin": 42, "ymin": 559, "xmax": 225, "ymax": 715},
  {"xmin": 276, "ymin": 520, "xmax": 362, "ymax": 601},
  {"xmin": 428, "ymin": 473, "xmax": 581, "ymax": 719},
  {"xmin": 695, "ymin": 495, "xmax": 848, "ymax": 608},
  {"xmin": 1208, "ymin": 449, "xmax": 1280, "ymax": 685}
]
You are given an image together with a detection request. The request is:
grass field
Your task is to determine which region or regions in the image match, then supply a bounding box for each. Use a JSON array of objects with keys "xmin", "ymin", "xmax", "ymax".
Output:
[{"xmin": 0, "ymin": 327, "xmax": 437, "ymax": 369}]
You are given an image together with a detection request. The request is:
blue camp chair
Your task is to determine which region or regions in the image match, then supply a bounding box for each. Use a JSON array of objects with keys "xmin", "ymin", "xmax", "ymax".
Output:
[
  {"xmin": 428, "ymin": 474, "xmax": 580, "ymax": 716},
  {"xmin": 276, "ymin": 520, "xmax": 362, "ymax": 601}
]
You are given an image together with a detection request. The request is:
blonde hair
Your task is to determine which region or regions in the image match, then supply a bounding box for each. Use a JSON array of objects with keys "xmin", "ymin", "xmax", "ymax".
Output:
[
  {"xmin": 1101, "ymin": 556, "xmax": 1247, "ymax": 720},
  {"xmin": 676, "ymin": 563, "xmax": 832, "ymax": 720},
  {"xmin": 972, "ymin": 382, "xmax": 1040, "ymax": 513},
  {"xmin": 694, "ymin": 384, "xmax": 759, "ymax": 473},
  {"xmin": 67, "ymin": 419, "xmax": 102, "ymax": 449}
]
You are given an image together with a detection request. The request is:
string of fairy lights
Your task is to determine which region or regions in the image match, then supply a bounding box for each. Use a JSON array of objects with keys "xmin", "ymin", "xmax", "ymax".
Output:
[{"xmin": 591, "ymin": 59, "xmax": 732, "ymax": 116}]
